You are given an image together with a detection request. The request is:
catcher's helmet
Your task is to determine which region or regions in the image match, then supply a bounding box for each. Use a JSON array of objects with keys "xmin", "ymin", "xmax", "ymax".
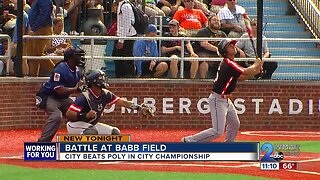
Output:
[
  {"xmin": 64, "ymin": 46, "xmax": 86, "ymax": 67},
  {"xmin": 218, "ymin": 39, "xmax": 237, "ymax": 58},
  {"xmin": 85, "ymin": 69, "xmax": 109, "ymax": 88}
]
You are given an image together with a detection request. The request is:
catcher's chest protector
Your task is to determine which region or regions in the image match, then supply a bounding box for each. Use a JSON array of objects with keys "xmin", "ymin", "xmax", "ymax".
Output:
[{"xmin": 82, "ymin": 89, "xmax": 109, "ymax": 124}]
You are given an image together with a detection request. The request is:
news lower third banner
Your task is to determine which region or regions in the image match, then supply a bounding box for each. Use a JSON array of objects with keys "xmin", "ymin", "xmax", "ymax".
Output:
[{"xmin": 24, "ymin": 137, "xmax": 259, "ymax": 161}]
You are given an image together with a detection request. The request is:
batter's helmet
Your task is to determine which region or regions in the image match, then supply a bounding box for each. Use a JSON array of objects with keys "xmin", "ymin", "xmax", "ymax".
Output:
[
  {"xmin": 218, "ymin": 39, "xmax": 237, "ymax": 57},
  {"xmin": 85, "ymin": 69, "xmax": 109, "ymax": 88}
]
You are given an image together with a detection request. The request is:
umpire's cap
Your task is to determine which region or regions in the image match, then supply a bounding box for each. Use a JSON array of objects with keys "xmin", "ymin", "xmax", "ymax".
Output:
[{"xmin": 218, "ymin": 39, "xmax": 237, "ymax": 57}]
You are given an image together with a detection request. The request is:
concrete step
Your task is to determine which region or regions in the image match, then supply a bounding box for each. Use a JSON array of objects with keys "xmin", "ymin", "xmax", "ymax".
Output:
[
  {"xmin": 270, "ymin": 48, "xmax": 320, "ymax": 56},
  {"xmin": 249, "ymin": 15, "xmax": 299, "ymax": 24},
  {"xmin": 269, "ymin": 41, "xmax": 316, "ymax": 48},
  {"xmin": 239, "ymin": 1, "xmax": 288, "ymax": 8},
  {"xmin": 239, "ymin": 0, "xmax": 287, "ymax": 3},
  {"xmin": 272, "ymin": 73, "xmax": 320, "ymax": 80},
  {"xmin": 264, "ymin": 24, "xmax": 305, "ymax": 31},
  {"xmin": 264, "ymin": 31, "xmax": 311, "ymax": 38},
  {"xmin": 246, "ymin": 6, "xmax": 288, "ymax": 15},
  {"xmin": 273, "ymin": 64, "xmax": 320, "ymax": 80}
]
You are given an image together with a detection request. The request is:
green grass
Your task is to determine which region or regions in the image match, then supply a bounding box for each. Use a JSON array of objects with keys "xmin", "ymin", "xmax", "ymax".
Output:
[
  {"xmin": 258, "ymin": 141, "xmax": 320, "ymax": 153},
  {"xmin": 0, "ymin": 164, "xmax": 275, "ymax": 180}
]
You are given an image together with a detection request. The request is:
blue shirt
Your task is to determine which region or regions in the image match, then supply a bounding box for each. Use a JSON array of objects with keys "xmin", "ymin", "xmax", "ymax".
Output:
[
  {"xmin": 42, "ymin": 62, "xmax": 81, "ymax": 99},
  {"xmin": 133, "ymin": 39, "xmax": 158, "ymax": 76},
  {"xmin": 13, "ymin": 11, "xmax": 29, "ymax": 43},
  {"xmin": 28, "ymin": 0, "xmax": 53, "ymax": 32}
]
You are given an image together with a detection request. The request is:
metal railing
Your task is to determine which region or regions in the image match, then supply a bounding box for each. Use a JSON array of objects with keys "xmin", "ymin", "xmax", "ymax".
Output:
[
  {"xmin": 20, "ymin": 35, "xmax": 320, "ymax": 80},
  {"xmin": 289, "ymin": 0, "xmax": 320, "ymax": 39}
]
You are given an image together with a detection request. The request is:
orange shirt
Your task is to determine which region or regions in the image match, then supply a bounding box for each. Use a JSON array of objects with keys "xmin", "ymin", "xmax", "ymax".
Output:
[{"xmin": 173, "ymin": 9, "xmax": 208, "ymax": 30}]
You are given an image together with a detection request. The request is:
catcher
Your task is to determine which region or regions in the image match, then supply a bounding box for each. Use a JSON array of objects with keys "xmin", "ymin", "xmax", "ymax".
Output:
[{"xmin": 66, "ymin": 69, "xmax": 154, "ymax": 135}]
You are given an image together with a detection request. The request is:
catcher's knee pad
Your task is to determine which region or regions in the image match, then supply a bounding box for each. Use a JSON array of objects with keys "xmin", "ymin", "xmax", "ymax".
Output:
[
  {"xmin": 111, "ymin": 127, "xmax": 120, "ymax": 135},
  {"xmin": 82, "ymin": 125, "xmax": 98, "ymax": 135}
]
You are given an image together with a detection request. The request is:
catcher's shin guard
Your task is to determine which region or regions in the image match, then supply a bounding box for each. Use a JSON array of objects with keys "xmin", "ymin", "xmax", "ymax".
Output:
[
  {"xmin": 82, "ymin": 125, "xmax": 98, "ymax": 135},
  {"xmin": 111, "ymin": 128, "xmax": 121, "ymax": 135}
]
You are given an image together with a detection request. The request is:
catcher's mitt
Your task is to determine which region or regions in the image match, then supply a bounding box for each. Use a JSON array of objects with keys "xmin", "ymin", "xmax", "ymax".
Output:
[{"xmin": 139, "ymin": 103, "xmax": 154, "ymax": 118}]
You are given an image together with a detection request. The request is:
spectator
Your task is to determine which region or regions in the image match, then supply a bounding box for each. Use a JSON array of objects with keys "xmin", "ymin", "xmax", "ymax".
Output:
[
  {"xmin": 173, "ymin": 0, "xmax": 208, "ymax": 36},
  {"xmin": 133, "ymin": 24, "xmax": 168, "ymax": 77},
  {"xmin": 53, "ymin": 4, "xmax": 68, "ymax": 19},
  {"xmin": 0, "ymin": 41, "xmax": 5, "ymax": 76},
  {"xmin": 28, "ymin": 0, "xmax": 55, "ymax": 77},
  {"xmin": 45, "ymin": 17, "xmax": 72, "ymax": 62},
  {"xmin": 158, "ymin": 0, "xmax": 183, "ymax": 16},
  {"xmin": 136, "ymin": 0, "xmax": 165, "ymax": 17},
  {"xmin": 36, "ymin": 47, "xmax": 85, "ymax": 142},
  {"xmin": 86, "ymin": 0, "xmax": 104, "ymax": 22},
  {"xmin": 236, "ymin": 19, "xmax": 278, "ymax": 79},
  {"xmin": 161, "ymin": 19, "xmax": 198, "ymax": 79},
  {"xmin": 112, "ymin": 0, "xmax": 136, "ymax": 78},
  {"xmin": 194, "ymin": 0, "xmax": 213, "ymax": 16},
  {"xmin": 0, "ymin": 0, "xmax": 14, "ymax": 14},
  {"xmin": 192, "ymin": 14, "xmax": 226, "ymax": 78},
  {"xmin": 6, "ymin": 0, "xmax": 30, "ymax": 76},
  {"xmin": 217, "ymin": 0, "xmax": 246, "ymax": 38},
  {"xmin": 210, "ymin": 0, "xmax": 226, "ymax": 14},
  {"xmin": 0, "ymin": 0, "xmax": 15, "ymax": 35},
  {"xmin": 64, "ymin": 0, "xmax": 83, "ymax": 35}
]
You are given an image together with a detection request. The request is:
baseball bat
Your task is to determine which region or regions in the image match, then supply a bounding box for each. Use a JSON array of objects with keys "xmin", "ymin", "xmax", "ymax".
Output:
[
  {"xmin": 242, "ymin": 14, "xmax": 264, "ymax": 79},
  {"xmin": 242, "ymin": 13, "xmax": 259, "ymax": 59}
]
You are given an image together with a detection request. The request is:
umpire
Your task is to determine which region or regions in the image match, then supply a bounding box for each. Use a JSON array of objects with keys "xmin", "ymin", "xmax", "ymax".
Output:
[{"xmin": 36, "ymin": 47, "xmax": 85, "ymax": 142}]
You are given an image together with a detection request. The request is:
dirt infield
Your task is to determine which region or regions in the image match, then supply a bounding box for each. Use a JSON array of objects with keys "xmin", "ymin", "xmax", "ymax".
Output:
[{"xmin": 0, "ymin": 129, "xmax": 319, "ymax": 179}]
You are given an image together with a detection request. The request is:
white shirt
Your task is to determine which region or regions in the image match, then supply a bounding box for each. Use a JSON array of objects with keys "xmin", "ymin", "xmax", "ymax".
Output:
[
  {"xmin": 218, "ymin": 5, "xmax": 246, "ymax": 20},
  {"xmin": 117, "ymin": 0, "xmax": 137, "ymax": 43}
]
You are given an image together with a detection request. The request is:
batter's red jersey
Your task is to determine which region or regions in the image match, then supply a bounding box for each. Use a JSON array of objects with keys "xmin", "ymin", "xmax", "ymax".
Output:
[{"xmin": 212, "ymin": 58, "xmax": 244, "ymax": 95}]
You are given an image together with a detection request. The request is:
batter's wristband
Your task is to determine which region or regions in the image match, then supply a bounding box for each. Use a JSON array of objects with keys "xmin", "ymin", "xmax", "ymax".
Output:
[{"xmin": 77, "ymin": 112, "xmax": 87, "ymax": 121}]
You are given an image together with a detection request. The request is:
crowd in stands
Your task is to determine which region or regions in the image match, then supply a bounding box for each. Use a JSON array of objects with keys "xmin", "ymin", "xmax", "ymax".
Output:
[{"xmin": 0, "ymin": 0, "xmax": 277, "ymax": 79}]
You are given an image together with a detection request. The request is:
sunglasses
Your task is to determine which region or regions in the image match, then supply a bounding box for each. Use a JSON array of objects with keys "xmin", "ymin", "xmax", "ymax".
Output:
[
  {"xmin": 184, "ymin": 0, "xmax": 194, "ymax": 2},
  {"xmin": 228, "ymin": 0, "xmax": 236, "ymax": 1},
  {"xmin": 169, "ymin": 24, "xmax": 177, "ymax": 27}
]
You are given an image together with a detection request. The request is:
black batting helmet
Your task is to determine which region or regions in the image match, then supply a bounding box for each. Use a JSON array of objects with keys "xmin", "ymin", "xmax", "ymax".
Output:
[
  {"xmin": 217, "ymin": 39, "xmax": 237, "ymax": 57},
  {"xmin": 85, "ymin": 69, "xmax": 109, "ymax": 88}
]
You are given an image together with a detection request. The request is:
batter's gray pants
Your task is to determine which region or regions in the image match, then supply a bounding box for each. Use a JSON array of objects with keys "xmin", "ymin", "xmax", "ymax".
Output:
[
  {"xmin": 184, "ymin": 92, "xmax": 240, "ymax": 142},
  {"xmin": 38, "ymin": 96, "xmax": 73, "ymax": 142}
]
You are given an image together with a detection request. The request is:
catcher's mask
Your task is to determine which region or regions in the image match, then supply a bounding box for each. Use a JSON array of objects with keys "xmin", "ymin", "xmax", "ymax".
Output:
[
  {"xmin": 64, "ymin": 46, "xmax": 86, "ymax": 68},
  {"xmin": 218, "ymin": 39, "xmax": 237, "ymax": 58},
  {"xmin": 85, "ymin": 69, "xmax": 109, "ymax": 88}
]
